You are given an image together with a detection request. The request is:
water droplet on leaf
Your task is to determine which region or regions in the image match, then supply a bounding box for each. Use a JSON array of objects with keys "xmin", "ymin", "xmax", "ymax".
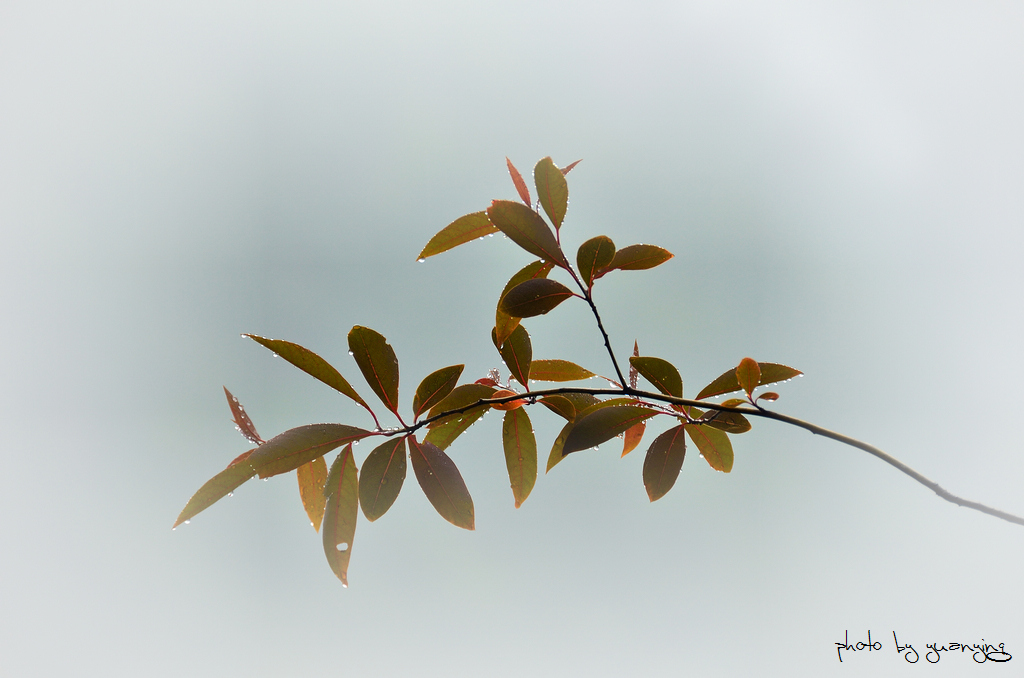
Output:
[{"xmin": 336, "ymin": 542, "xmax": 349, "ymax": 551}]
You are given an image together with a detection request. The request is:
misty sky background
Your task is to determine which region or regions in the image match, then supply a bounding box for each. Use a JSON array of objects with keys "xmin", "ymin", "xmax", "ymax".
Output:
[{"xmin": 2, "ymin": 2, "xmax": 1022, "ymax": 676}]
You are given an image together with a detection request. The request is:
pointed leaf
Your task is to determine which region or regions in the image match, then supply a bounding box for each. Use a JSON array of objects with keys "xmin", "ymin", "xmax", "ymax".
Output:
[
  {"xmin": 418, "ymin": 211, "xmax": 498, "ymax": 259},
  {"xmin": 696, "ymin": 362, "xmax": 803, "ymax": 399},
  {"xmin": 488, "ymin": 388, "xmax": 527, "ymax": 410},
  {"xmin": 224, "ymin": 387, "xmax": 263, "ymax": 445},
  {"xmin": 408, "ymin": 437, "xmax": 475, "ymax": 530},
  {"xmin": 629, "ymin": 341, "xmax": 639, "ymax": 389},
  {"xmin": 534, "ymin": 157, "xmax": 568, "ymax": 230},
  {"xmin": 424, "ymin": 407, "xmax": 488, "ymax": 450},
  {"xmin": 297, "ymin": 456, "xmax": 328, "ymax": 531},
  {"xmin": 702, "ymin": 410, "xmax": 752, "ymax": 434},
  {"xmin": 498, "ymin": 278, "xmax": 574, "ymax": 318},
  {"xmin": 562, "ymin": 404, "xmax": 660, "ymax": 455},
  {"xmin": 596, "ymin": 244, "xmax": 673, "ymax": 276},
  {"xmin": 244, "ymin": 335, "xmax": 376, "ymax": 423},
  {"xmin": 528, "ymin": 359, "xmax": 595, "ymax": 382},
  {"xmin": 684, "ymin": 423, "xmax": 734, "ymax": 473},
  {"xmin": 629, "ymin": 356, "xmax": 683, "ymax": 398},
  {"xmin": 757, "ymin": 392, "xmax": 779, "ymax": 402},
  {"xmin": 622, "ymin": 421, "xmax": 646, "ymax": 457},
  {"xmin": 736, "ymin": 357, "xmax": 760, "ymax": 396},
  {"xmin": 248, "ymin": 424, "xmax": 373, "ymax": 479},
  {"xmin": 506, "ymin": 157, "xmax": 531, "ymax": 205},
  {"xmin": 545, "ymin": 420, "xmax": 575, "ymax": 473},
  {"xmin": 348, "ymin": 326, "xmax": 401, "ymax": 415},
  {"xmin": 720, "ymin": 398, "xmax": 747, "ymax": 408},
  {"xmin": 502, "ymin": 408, "xmax": 537, "ymax": 508},
  {"xmin": 486, "ymin": 200, "xmax": 569, "ymax": 268},
  {"xmin": 493, "ymin": 325, "xmax": 532, "ymax": 388},
  {"xmin": 358, "ymin": 437, "xmax": 407, "ymax": 521},
  {"xmin": 413, "ymin": 365, "xmax": 464, "ymax": 420},
  {"xmin": 426, "ymin": 383, "xmax": 496, "ymax": 422},
  {"xmin": 576, "ymin": 236, "xmax": 616, "ymax": 287},
  {"xmin": 322, "ymin": 445, "xmax": 359, "ymax": 586},
  {"xmin": 495, "ymin": 260, "xmax": 554, "ymax": 346},
  {"xmin": 560, "ymin": 159, "xmax": 582, "ymax": 175},
  {"xmin": 174, "ymin": 451, "xmax": 256, "ymax": 528},
  {"xmin": 643, "ymin": 425, "xmax": 687, "ymax": 501},
  {"xmin": 540, "ymin": 392, "xmax": 600, "ymax": 421}
]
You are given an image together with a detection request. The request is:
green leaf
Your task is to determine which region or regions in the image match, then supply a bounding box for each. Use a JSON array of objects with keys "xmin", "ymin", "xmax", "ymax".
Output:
[
  {"xmin": 495, "ymin": 260, "xmax": 554, "ymax": 346},
  {"xmin": 562, "ymin": 404, "xmax": 660, "ymax": 455},
  {"xmin": 506, "ymin": 157, "xmax": 531, "ymax": 205},
  {"xmin": 629, "ymin": 356, "xmax": 683, "ymax": 398},
  {"xmin": 418, "ymin": 211, "xmax": 498, "ymax": 260},
  {"xmin": 322, "ymin": 444, "xmax": 359, "ymax": 587},
  {"xmin": 348, "ymin": 326, "xmax": 401, "ymax": 415},
  {"xmin": 426, "ymin": 382, "xmax": 497, "ymax": 421},
  {"xmin": 576, "ymin": 236, "xmax": 616, "ymax": 287},
  {"xmin": 622, "ymin": 421, "xmax": 646, "ymax": 457},
  {"xmin": 297, "ymin": 455, "xmax": 328, "ymax": 532},
  {"xmin": 528, "ymin": 359, "xmax": 596, "ymax": 382},
  {"xmin": 720, "ymin": 398, "xmax": 747, "ymax": 408},
  {"xmin": 684, "ymin": 423, "xmax": 734, "ymax": 473},
  {"xmin": 736, "ymin": 357, "xmax": 760, "ymax": 396},
  {"xmin": 643, "ymin": 425, "xmax": 687, "ymax": 502},
  {"xmin": 248, "ymin": 424, "xmax": 373, "ymax": 479},
  {"xmin": 502, "ymin": 408, "xmax": 537, "ymax": 508},
  {"xmin": 174, "ymin": 450, "xmax": 257, "ymax": 528},
  {"xmin": 498, "ymin": 278, "xmax": 574, "ymax": 318},
  {"xmin": 696, "ymin": 362, "xmax": 803, "ymax": 399},
  {"xmin": 223, "ymin": 387, "xmax": 263, "ymax": 444},
  {"xmin": 486, "ymin": 200, "xmax": 569, "ymax": 268},
  {"xmin": 412, "ymin": 365, "xmax": 464, "ymax": 420},
  {"xmin": 702, "ymin": 410, "xmax": 752, "ymax": 434},
  {"xmin": 408, "ymin": 437, "xmax": 475, "ymax": 530},
  {"xmin": 358, "ymin": 437, "xmax": 407, "ymax": 522},
  {"xmin": 540, "ymin": 392, "xmax": 600, "ymax": 420},
  {"xmin": 596, "ymin": 244, "xmax": 674, "ymax": 276},
  {"xmin": 244, "ymin": 335, "xmax": 376, "ymax": 424},
  {"xmin": 545, "ymin": 420, "xmax": 575, "ymax": 473},
  {"xmin": 424, "ymin": 407, "xmax": 488, "ymax": 450},
  {"xmin": 493, "ymin": 325, "xmax": 532, "ymax": 388},
  {"xmin": 534, "ymin": 157, "xmax": 568, "ymax": 230}
]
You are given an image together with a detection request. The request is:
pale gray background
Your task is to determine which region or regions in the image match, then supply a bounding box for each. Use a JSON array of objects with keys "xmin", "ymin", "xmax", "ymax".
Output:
[{"xmin": 1, "ymin": 1, "xmax": 1022, "ymax": 676}]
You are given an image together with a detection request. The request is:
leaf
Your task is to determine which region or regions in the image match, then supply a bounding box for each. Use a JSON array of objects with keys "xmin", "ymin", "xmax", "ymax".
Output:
[
  {"xmin": 696, "ymin": 362, "xmax": 803, "ymax": 400},
  {"xmin": 486, "ymin": 200, "xmax": 569, "ymax": 268},
  {"xmin": 684, "ymin": 423, "xmax": 734, "ymax": 473},
  {"xmin": 424, "ymin": 407, "xmax": 488, "ymax": 450},
  {"xmin": 297, "ymin": 456, "xmax": 328, "ymax": 532},
  {"xmin": 418, "ymin": 211, "xmax": 498, "ymax": 260},
  {"xmin": 629, "ymin": 341, "xmax": 639, "ymax": 389},
  {"xmin": 502, "ymin": 408, "xmax": 537, "ymax": 508},
  {"xmin": 545, "ymin": 420, "xmax": 575, "ymax": 472},
  {"xmin": 576, "ymin": 236, "xmax": 616, "ymax": 287},
  {"xmin": 322, "ymin": 444, "xmax": 359, "ymax": 586},
  {"xmin": 702, "ymin": 410, "xmax": 752, "ymax": 434},
  {"xmin": 757, "ymin": 392, "xmax": 779, "ymax": 402},
  {"xmin": 495, "ymin": 260, "xmax": 554, "ymax": 346},
  {"xmin": 629, "ymin": 356, "xmax": 682, "ymax": 398},
  {"xmin": 493, "ymin": 325, "xmax": 532, "ymax": 388},
  {"xmin": 562, "ymin": 404, "xmax": 660, "ymax": 455},
  {"xmin": 506, "ymin": 157, "xmax": 531, "ymax": 205},
  {"xmin": 412, "ymin": 365, "xmax": 464, "ymax": 420},
  {"xmin": 643, "ymin": 425, "xmax": 687, "ymax": 501},
  {"xmin": 247, "ymin": 424, "xmax": 373, "ymax": 479},
  {"xmin": 560, "ymin": 159, "xmax": 582, "ymax": 175},
  {"xmin": 540, "ymin": 392, "xmax": 600, "ymax": 420},
  {"xmin": 488, "ymin": 388, "xmax": 527, "ymax": 411},
  {"xmin": 622, "ymin": 421, "xmax": 646, "ymax": 457},
  {"xmin": 596, "ymin": 244, "xmax": 674, "ymax": 277},
  {"xmin": 720, "ymin": 398, "xmax": 747, "ymax": 408},
  {"xmin": 528, "ymin": 359, "xmax": 596, "ymax": 382},
  {"xmin": 174, "ymin": 451, "xmax": 257, "ymax": 528},
  {"xmin": 348, "ymin": 326, "xmax": 401, "ymax": 415},
  {"xmin": 358, "ymin": 437, "xmax": 407, "ymax": 521},
  {"xmin": 244, "ymin": 335, "xmax": 376, "ymax": 424},
  {"xmin": 534, "ymin": 157, "xmax": 568, "ymax": 230},
  {"xmin": 408, "ymin": 437, "xmax": 475, "ymax": 530},
  {"xmin": 426, "ymin": 383, "xmax": 496, "ymax": 422},
  {"xmin": 736, "ymin": 357, "xmax": 760, "ymax": 396},
  {"xmin": 498, "ymin": 278, "xmax": 574, "ymax": 318},
  {"xmin": 223, "ymin": 387, "xmax": 263, "ymax": 445}
]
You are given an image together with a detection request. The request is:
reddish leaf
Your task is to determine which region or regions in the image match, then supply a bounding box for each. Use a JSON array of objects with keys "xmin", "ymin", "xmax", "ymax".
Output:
[
  {"xmin": 502, "ymin": 408, "xmax": 537, "ymax": 508},
  {"xmin": 418, "ymin": 211, "xmax": 498, "ymax": 260},
  {"xmin": 174, "ymin": 451, "xmax": 256, "ymax": 528},
  {"xmin": 348, "ymin": 326, "xmax": 401, "ymax": 415},
  {"xmin": 560, "ymin": 159, "xmax": 582, "ymax": 175},
  {"xmin": 696, "ymin": 362, "xmax": 803, "ymax": 400},
  {"xmin": 629, "ymin": 341, "xmax": 639, "ymax": 389},
  {"xmin": 736, "ymin": 357, "xmax": 760, "ymax": 396},
  {"xmin": 684, "ymin": 423, "xmax": 734, "ymax": 473},
  {"xmin": 545, "ymin": 420, "xmax": 575, "ymax": 473},
  {"xmin": 534, "ymin": 157, "xmax": 569, "ymax": 230},
  {"xmin": 576, "ymin": 236, "xmax": 616, "ymax": 287},
  {"xmin": 528, "ymin": 359, "xmax": 595, "ymax": 382},
  {"xmin": 596, "ymin": 244, "xmax": 673, "ymax": 277},
  {"xmin": 244, "ymin": 335, "xmax": 377, "ymax": 426},
  {"xmin": 629, "ymin": 356, "xmax": 683, "ymax": 398},
  {"xmin": 757, "ymin": 392, "xmax": 780, "ymax": 402},
  {"xmin": 493, "ymin": 325, "xmax": 532, "ymax": 389},
  {"xmin": 562, "ymin": 404, "xmax": 660, "ymax": 455},
  {"xmin": 412, "ymin": 364, "xmax": 464, "ymax": 420},
  {"xmin": 498, "ymin": 278, "xmax": 574, "ymax": 318},
  {"xmin": 223, "ymin": 387, "xmax": 263, "ymax": 445},
  {"xmin": 358, "ymin": 437, "xmax": 407, "ymax": 521},
  {"xmin": 408, "ymin": 437, "xmax": 475, "ymax": 530},
  {"xmin": 622, "ymin": 421, "xmax": 646, "ymax": 457},
  {"xmin": 247, "ymin": 424, "xmax": 373, "ymax": 479},
  {"xmin": 643, "ymin": 425, "xmax": 687, "ymax": 501},
  {"xmin": 506, "ymin": 157, "xmax": 531, "ymax": 205},
  {"xmin": 495, "ymin": 260, "xmax": 554, "ymax": 346},
  {"xmin": 488, "ymin": 388, "xmax": 527, "ymax": 411},
  {"xmin": 486, "ymin": 200, "xmax": 569, "ymax": 268},
  {"xmin": 297, "ymin": 455, "xmax": 328, "ymax": 532},
  {"xmin": 322, "ymin": 444, "xmax": 359, "ymax": 586},
  {"xmin": 720, "ymin": 398, "xmax": 747, "ymax": 408}
]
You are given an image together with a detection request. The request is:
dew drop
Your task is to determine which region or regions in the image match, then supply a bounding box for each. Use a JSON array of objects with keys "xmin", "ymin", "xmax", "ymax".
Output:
[
  {"xmin": 184, "ymin": 519, "xmax": 191, "ymax": 525},
  {"xmin": 336, "ymin": 542, "xmax": 349, "ymax": 552},
  {"xmin": 417, "ymin": 258, "xmax": 426, "ymax": 263},
  {"xmin": 348, "ymin": 350, "xmax": 354, "ymax": 356},
  {"xmin": 227, "ymin": 492, "xmax": 233, "ymax": 497},
  {"xmin": 310, "ymin": 522, "xmax": 315, "ymax": 527}
]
